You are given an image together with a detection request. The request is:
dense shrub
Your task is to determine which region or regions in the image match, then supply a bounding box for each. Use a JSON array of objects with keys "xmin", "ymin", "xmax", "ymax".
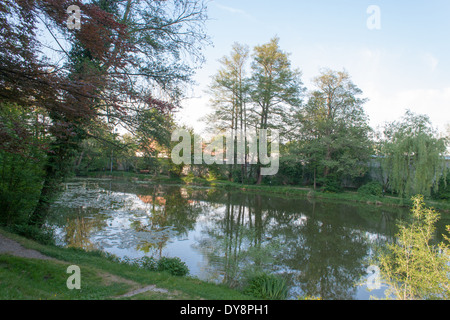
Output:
[
  {"xmin": 133, "ymin": 256, "xmax": 158, "ymax": 271},
  {"xmin": 243, "ymin": 272, "xmax": 288, "ymax": 300},
  {"xmin": 118, "ymin": 256, "xmax": 189, "ymax": 276},
  {"xmin": 320, "ymin": 176, "xmax": 343, "ymax": 193},
  {"xmin": 377, "ymin": 195, "xmax": 450, "ymax": 299},
  {"xmin": 432, "ymin": 169, "xmax": 450, "ymax": 200},
  {"xmin": 9, "ymin": 224, "xmax": 55, "ymax": 245},
  {"xmin": 0, "ymin": 104, "xmax": 46, "ymax": 226},
  {"xmin": 358, "ymin": 181, "xmax": 383, "ymax": 197},
  {"xmin": 263, "ymin": 156, "xmax": 303, "ymax": 185},
  {"xmin": 157, "ymin": 256, "xmax": 189, "ymax": 276}
]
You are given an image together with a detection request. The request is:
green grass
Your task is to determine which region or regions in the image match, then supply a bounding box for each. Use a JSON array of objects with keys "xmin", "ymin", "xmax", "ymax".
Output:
[
  {"xmin": 176, "ymin": 175, "xmax": 450, "ymax": 213},
  {"xmin": 0, "ymin": 254, "xmax": 129, "ymax": 299},
  {"xmin": 0, "ymin": 228, "xmax": 255, "ymax": 300}
]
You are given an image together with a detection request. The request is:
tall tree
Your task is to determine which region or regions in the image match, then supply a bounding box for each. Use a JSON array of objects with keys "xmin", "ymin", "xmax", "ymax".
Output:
[
  {"xmin": 0, "ymin": 0, "xmax": 210, "ymax": 227},
  {"xmin": 296, "ymin": 69, "xmax": 372, "ymax": 190},
  {"xmin": 249, "ymin": 37, "xmax": 303, "ymax": 132},
  {"xmin": 249, "ymin": 37, "xmax": 304, "ymax": 184},
  {"xmin": 204, "ymin": 42, "xmax": 250, "ymax": 181},
  {"xmin": 379, "ymin": 110, "xmax": 447, "ymax": 198}
]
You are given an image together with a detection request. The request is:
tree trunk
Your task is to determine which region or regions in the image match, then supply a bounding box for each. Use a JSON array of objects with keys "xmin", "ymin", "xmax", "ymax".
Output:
[
  {"xmin": 256, "ymin": 165, "xmax": 263, "ymax": 185},
  {"xmin": 28, "ymin": 171, "xmax": 57, "ymax": 227},
  {"xmin": 313, "ymin": 167, "xmax": 317, "ymax": 190},
  {"xmin": 74, "ymin": 150, "xmax": 85, "ymax": 174},
  {"xmin": 323, "ymin": 145, "xmax": 331, "ymax": 177},
  {"xmin": 28, "ymin": 132, "xmax": 81, "ymax": 227}
]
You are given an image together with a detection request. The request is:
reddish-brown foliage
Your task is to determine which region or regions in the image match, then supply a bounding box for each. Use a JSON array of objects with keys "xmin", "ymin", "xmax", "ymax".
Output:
[{"xmin": 0, "ymin": 0, "xmax": 177, "ymax": 154}]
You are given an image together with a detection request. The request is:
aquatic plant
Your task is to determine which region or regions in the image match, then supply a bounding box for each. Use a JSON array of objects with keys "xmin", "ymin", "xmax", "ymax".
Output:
[{"xmin": 243, "ymin": 272, "xmax": 289, "ymax": 300}]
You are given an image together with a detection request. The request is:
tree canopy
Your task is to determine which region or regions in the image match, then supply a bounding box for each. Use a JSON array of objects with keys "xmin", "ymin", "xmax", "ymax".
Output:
[
  {"xmin": 293, "ymin": 69, "xmax": 373, "ymax": 190},
  {"xmin": 0, "ymin": 0, "xmax": 210, "ymax": 226},
  {"xmin": 379, "ymin": 110, "xmax": 447, "ymax": 198}
]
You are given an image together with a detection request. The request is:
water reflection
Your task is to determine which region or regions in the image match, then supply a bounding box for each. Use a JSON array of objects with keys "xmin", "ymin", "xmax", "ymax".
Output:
[{"xmin": 47, "ymin": 178, "xmax": 418, "ymax": 299}]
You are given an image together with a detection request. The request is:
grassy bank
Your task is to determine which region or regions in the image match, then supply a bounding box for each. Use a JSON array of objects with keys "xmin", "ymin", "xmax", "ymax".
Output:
[
  {"xmin": 82, "ymin": 171, "xmax": 450, "ymax": 213},
  {"xmin": 181, "ymin": 177, "xmax": 450, "ymax": 212},
  {"xmin": 0, "ymin": 228, "xmax": 254, "ymax": 300}
]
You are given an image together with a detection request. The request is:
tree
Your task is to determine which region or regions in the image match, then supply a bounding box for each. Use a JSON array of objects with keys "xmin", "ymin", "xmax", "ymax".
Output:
[
  {"xmin": 0, "ymin": 103, "xmax": 47, "ymax": 225},
  {"xmin": 295, "ymin": 69, "xmax": 372, "ymax": 190},
  {"xmin": 379, "ymin": 110, "xmax": 447, "ymax": 198},
  {"xmin": 249, "ymin": 37, "xmax": 304, "ymax": 184},
  {"xmin": 377, "ymin": 195, "xmax": 450, "ymax": 300},
  {"xmin": 249, "ymin": 37, "xmax": 304, "ymax": 133},
  {"xmin": 204, "ymin": 42, "xmax": 251, "ymax": 181},
  {"xmin": 0, "ymin": 0, "xmax": 210, "ymax": 227}
]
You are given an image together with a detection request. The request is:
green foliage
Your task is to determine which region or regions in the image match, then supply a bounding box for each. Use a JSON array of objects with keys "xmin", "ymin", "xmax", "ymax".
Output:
[
  {"xmin": 243, "ymin": 272, "xmax": 289, "ymax": 300},
  {"xmin": 207, "ymin": 163, "xmax": 227, "ymax": 181},
  {"xmin": 120, "ymin": 256, "xmax": 159, "ymax": 271},
  {"xmin": 432, "ymin": 168, "xmax": 450, "ymax": 200},
  {"xmin": 168, "ymin": 161, "xmax": 185, "ymax": 178},
  {"xmin": 204, "ymin": 42, "xmax": 250, "ymax": 134},
  {"xmin": 7, "ymin": 224, "xmax": 55, "ymax": 246},
  {"xmin": 358, "ymin": 181, "xmax": 383, "ymax": 197},
  {"xmin": 297, "ymin": 294, "xmax": 322, "ymax": 300},
  {"xmin": 264, "ymin": 156, "xmax": 303, "ymax": 185},
  {"xmin": 157, "ymin": 257, "xmax": 190, "ymax": 277},
  {"xmin": 0, "ymin": 104, "xmax": 47, "ymax": 226},
  {"xmin": 319, "ymin": 176, "xmax": 343, "ymax": 193},
  {"xmin": 294, "ymin": 69, "xmax": 372, "ymax": 190},
  {"xmin": 139, "ymin": 256, "xmax": 158, "ymax": 271},
  {"xmin": 204, "ymin": 38, "xmax": 304, "ymax": 184},
  {"xmin": 380, "ymin": 111, "xmax": 447, "ymax": 198},
  {"xmin": 377, "ymin": 195, "xmax": 450, "ymax": 300},
  {"xmin": 0, "ymin": 152, "xmax": 45, "ymax": 225},
  {"xmin": 1, "ymin": 0, "xmax": 209, "ymax": 228},
  {"xmin": 112, "ymin": 255, "xmax": 189, "ymax": 277}
]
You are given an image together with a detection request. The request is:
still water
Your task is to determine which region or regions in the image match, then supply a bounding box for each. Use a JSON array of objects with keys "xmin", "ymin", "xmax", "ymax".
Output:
[{"xmin": 46, "ymin": 178, "xmax": 445, "ymax": 300}]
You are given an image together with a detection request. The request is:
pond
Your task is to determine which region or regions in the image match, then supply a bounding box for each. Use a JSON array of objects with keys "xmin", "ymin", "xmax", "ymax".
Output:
[{"xmin": 46, "ymin": 178, "xmax": 449, "ymax": 300}]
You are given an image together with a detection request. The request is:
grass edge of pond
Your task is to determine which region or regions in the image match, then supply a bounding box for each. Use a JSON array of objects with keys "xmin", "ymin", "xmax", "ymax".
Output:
[{"xmin": 0, "ymin": 227, "xmax": 257, "ymax": 300}]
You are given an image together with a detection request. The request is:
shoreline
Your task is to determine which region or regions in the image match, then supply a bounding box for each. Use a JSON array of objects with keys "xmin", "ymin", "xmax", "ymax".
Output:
[{"xmin": 78, "ymin": 171, "xmax": 450, "ymax": 214}]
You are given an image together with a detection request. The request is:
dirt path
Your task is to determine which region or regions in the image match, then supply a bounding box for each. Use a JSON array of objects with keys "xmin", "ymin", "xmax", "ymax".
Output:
[
  {"xmin": 0, "ymin": 233, "xmax": 178, "ymax": 299},
  {"xmin": 0, "ymin": 233, "xmax": 56, "ymax": 260}
]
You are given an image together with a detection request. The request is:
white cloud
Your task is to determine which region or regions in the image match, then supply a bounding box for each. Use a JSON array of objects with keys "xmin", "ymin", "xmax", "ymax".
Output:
[
  {"xmin": 177, "ymin": 95, "xmax": 211, "ymax": 135},
  {"xmin": 214, "ymin": 3, "xmax": 257, "ymax": 22},
  {"xmin": 215, "ymin": 3, "xmax": 245, "ymax": 15},
  {"xmin": 366, "ymin": 87, "xmax": 450, "ymax": 133},
  {"xmin": 338, "ymin": 48, "xmax": 449, "ymax": 133},
  {"xmin": 423, "ymin": 53, "xmax": 439, "ymax": 72}
]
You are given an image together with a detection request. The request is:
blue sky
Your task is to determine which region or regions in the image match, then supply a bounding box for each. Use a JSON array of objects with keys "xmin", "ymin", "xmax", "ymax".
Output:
[{"xmin": 176, "ymin": 0, "xmax": 450, "ymax": 135}]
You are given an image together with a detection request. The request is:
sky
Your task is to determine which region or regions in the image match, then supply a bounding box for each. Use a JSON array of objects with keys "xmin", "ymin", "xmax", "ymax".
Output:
[{"xmin": 175, "ymin": 0, "xmax": 450, "ymax": 136}]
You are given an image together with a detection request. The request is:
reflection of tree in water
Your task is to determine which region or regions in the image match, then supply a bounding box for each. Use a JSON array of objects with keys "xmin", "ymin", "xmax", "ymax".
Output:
[
  {"xmin": 134, "ymin": 186, "xmax": 204, "ymax": 257},
  {"xmin": 48, "ymin": 179, "xmax": 409, "ymax": 299},
  {"xmin": 195, "ymin": 192, "xmax": 399, "ymax": 299},
  {"xmin": 281, "ymin": 205, "xmax": 368, "ymax": 300},
  {"xmin": 63, "ymin": 209, "xmax": 107, "ymax": 251},
  {"xmin": 48, "ymin": 195, "xmax": 108, "ymax": 250},
  {"xmin": 48, "ymin": 181, "xmax": 205, "ymax": 256},
  {"xmin": 196, "ymin": 193, "xmax": 281, "ymax": 288}
]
